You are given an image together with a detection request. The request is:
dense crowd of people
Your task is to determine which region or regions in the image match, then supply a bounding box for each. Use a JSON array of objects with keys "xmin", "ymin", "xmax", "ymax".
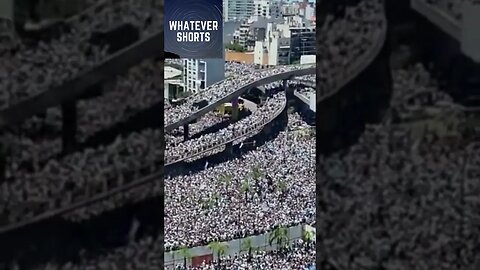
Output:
[
  {"xmin": 63, "ymin": 92, "xmax": 287, "ymax": 222},
  {"xmin": 166, "ymin": 112, "xmax": 227, "ymax": 148},
  {"xmin": 166, "ymin": 92, "xmax": 286, "ymax": 164},
  {"xmin": 294, "ymin": 75, "xmax": 315, "ymax": 86},
  {"xmin": 317, "ymin": 0, "xmax": 385, "ymax": 95},
  {"xmin": 5, "ymin": 58, "xmax": 164, "ymax": 169},
  {"xmin": 165, "ymin": 111, "xmax": 315, "ymax": 250},
  {"xmin": 318, "ymin": 62, "xmax": 480, "ymax": 269},
  {"xmin": 0, "ymin": 1, "xmax": 392, "ymax": 269},
  {"xmin": 13, "ymin": 60, "xmax": 258, "ymax": 171},
  {"xmin": 2, "ymin": 0, "xmax": 477, "ymax": 267},
  {"xmin": 0, "ymin": 0, "xmax": 385, "ymax": 240},
  {"xmin": 0, "ymin": 0, "xmax": 162, "ymax": 110},
  {"xmin": 0, "ymin": 71, "xmax": 294, "ymax": 228},
  {"xmin": 30, "ymin": 112, "xmax": 315, "ymax": 269},
  {"xmin": 0, "ymin": 125, "xmax": 163, "ymax": 225},
  {"xmin": 389, "ymin": 63, "xmax": 456, "ymax": 121},
  {"xmin": 291, "ymin": 75, "xmax": 316, "ymax": 101}
]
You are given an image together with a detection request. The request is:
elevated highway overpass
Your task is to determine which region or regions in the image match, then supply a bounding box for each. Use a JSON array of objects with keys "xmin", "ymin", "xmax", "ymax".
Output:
[
  {"xmin": 294, "ymin": 91, "xmax": 315, "ymax": 112},
  {"xmin": 411, "ymin": 0, "xmax": 480, "ymax": 62},
  {"xmin": 165, "ymin": 94, "xmax": 287, "ymax": 165},
  {"xmin": 0, "ymin": 30, "xmax": 163, "ymax": 129},
  {"xmin": 165, "ymin": 65, "xmax": 315, "ymax": 132},
  {"xmin": 411, "ymin": 0, "xmax": 461, "ymax": 41}
]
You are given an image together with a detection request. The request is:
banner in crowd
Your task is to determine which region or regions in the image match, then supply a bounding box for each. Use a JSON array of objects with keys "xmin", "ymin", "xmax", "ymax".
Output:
[{"xmin": 165, "ymin": 0, "xmax": 223, "ymax": 59}]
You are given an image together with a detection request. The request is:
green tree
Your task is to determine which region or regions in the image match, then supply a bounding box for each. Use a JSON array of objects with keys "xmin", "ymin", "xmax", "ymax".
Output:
[
  {"xmin": 225, "ymin": 42, "xmax": 245, "ymax": 52},
  {"xmin": 276, "ymin": 179, "xmax": 288, "ymax": 196},
  {"xmin": 250, "ymin": 166, "xmax": 263, "ymax": 181},
  {"xmin": 208, "ymin": 241, "xmax": 229, "ymax": 265},
  {"xmin": 200, "ymin": 196, "xmax": 216, "ymax": 210},
  {"xmin": 176, "ymin": 245, "xmax": 192, "ymax": 267},
  {"xmin": 218, "ymin": 174, "xmax": 233, "ymax": 187},
  {"xmin": 241, "ymin": 237, "xmax": 255, "ymax": 261},
  {"xmin": 211, "ymin": 192, "xmax": 220, "ymax": 204},
  {"xmin": 240, "ymin": 179, "xmax": 252, "ymax": 201},
  {"xmin": 269, "ymin": 227, "xmax": 290, "ymax": 250},
  {"xmin": 303, "ymin": 229, "xmax": 315, "ymax": 244}
]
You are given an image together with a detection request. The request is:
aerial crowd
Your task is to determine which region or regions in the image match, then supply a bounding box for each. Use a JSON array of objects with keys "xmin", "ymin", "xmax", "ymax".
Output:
[
  {"xmin": 0, "ymin": 0, "xmax": 162, "ymax": 110},
  {"xmin": 319, "ymin": 62, "xmax": 480, "ymax": 269},
  {"xmin": 0, "ymin": 0, "xmax": 385, "ymax": 228},
  {"xmin": 0, "ymin": 0, "xmax": 396, "ymax": 268},
  {"xmin": 30, "ymin": 111, "xmax": 315, "ymax": 269},
  {"xmin": 164, "ymin": 64, "xmax": 315, "ymax": 126}
]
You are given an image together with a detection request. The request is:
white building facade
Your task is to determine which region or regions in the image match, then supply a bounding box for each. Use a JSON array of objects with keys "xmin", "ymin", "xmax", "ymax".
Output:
[
  {"xmin": 183, "ymin": 59, "xmax": 225, "ymax": 93},
  {"xmin": 164, "ymin": 66, "xmax": 184, "ymax": 100},
  {"xmin": 232, "ymin": 22, "xmax": 250, "ymax": 47},
  {"xmin": 223, "ymin": 0, "xmax": 255, "ymax": 22}
]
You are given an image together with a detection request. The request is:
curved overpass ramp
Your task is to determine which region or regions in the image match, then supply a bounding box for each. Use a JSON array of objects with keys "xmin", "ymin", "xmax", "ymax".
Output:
[
  {"xmin": 0, "ymin": 8, "xmax": 388, "ymax": 235},
  {"xmin": 165, "ymin": 65, "xmax": 315, "ymax": 132},
  {"xmin": 165, "ymin": 95, "xmax": 287, "ymax": 166},
  {"xmin": 0, "ymin": 30, "xmax": 163, "ymax": 128}
]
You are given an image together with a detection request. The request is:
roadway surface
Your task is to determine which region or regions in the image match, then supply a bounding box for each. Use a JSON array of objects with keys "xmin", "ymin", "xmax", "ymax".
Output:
[
  {"xmin": 240, "ymin": 97, "xmax": 257, "ymax": 111},
  {"xmin": 411, "ymin": 0, "xmax": 460, "ymax": 41}
]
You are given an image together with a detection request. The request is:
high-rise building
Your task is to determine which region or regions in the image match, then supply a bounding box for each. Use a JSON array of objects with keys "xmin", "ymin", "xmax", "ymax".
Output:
[
  {"xmin": 231, "ymin": 17, "xmax": 281, "ymax": 50},
  {"xmin": 289, "ymin": 25, "xmax": 315, "ymax": 63},
  {"xmin": 164, "ymin": 66, "xmax": 185, "ymax": 100},
  {"xmin": 282, "ymin": 4, "xmax": 301, "ymax": 17},
  {"xmin": 183, "ymin": 59, "xmax": 225, "ymax": 93},
  {"xmin": 233, "ymin": 22, "xmax": 250, "ymax": 47},
  {"xmin": 254, "ymin": 18, "xmax": 315, "ymax": 65},
  {"xmin": 253, "ymin": 0, "xmax": 282, "ymax": 19},
  {"xmin": 267, "ymin": 31, "xmax": 291, "ymax": 65},
  {"xmin": 223, "ymin": 0, "xmax": 255, "ymax": 22}
]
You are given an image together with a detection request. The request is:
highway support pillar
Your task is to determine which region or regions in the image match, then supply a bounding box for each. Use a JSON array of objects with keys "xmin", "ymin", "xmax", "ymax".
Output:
[
  {"xmin": 226, "ymin": 141, "xmax": 233, "ymax": 154},
  {"xmin": 183, "ymin": 123, "xmax": 189, "ymax": 140},
  {"xmin": 284, "ymin": 79, "xmax": 294, "ymax": 100},
  {"xmin": 231, "ymin": 98, "xmax": 239, "ymax": 122},
  {"xmin": 62, "ymin": 100, "xmax": 77, "ymax": 154},
  {"xmin": 103, "ymin": 78, "xmax": 117, "ymax": 93},
  {"xmin": 0, "ymin": 140, "xmax": 5, "ymax": 183}
]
